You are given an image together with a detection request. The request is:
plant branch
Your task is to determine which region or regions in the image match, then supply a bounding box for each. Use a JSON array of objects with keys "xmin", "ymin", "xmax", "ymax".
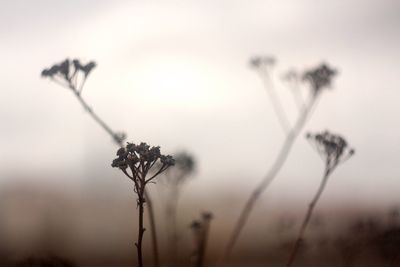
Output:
[
  {"xmin": 223, "ymin": 99, "xmax": 316, "ymax": 261},
  {"xmin": 258, "ymin": 69, "xmax": 291, "ymax": 134},
  {"xmin": 285, "ymin": 167, "xmax": 331, "ymax": 267}
]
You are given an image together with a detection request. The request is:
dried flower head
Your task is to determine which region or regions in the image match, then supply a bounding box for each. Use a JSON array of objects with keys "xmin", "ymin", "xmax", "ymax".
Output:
[
  {"xmin": 202, "ymin": 211, "xmax": 213, "ymax": 221},
  {"xmin": 302, "ymin": 63, "xmax": 337, "ymax": 96},
  {"xmin": 162, "ymin": 151, "xmax": 196, "ymax": 186},
  {"xmin": 249, "ymin": 56, "xmax": 276, "ymax": 69},
  {"xmin": 41, "ymin": 58, "xmax": 97, "ymax": 93},
  {"xmin": 112, "ymin": 142, "xmax": 175, "ymax": 185},
  {"xmin": 306, "ymin": 130, "xmax": 354, "ymax": 171}
]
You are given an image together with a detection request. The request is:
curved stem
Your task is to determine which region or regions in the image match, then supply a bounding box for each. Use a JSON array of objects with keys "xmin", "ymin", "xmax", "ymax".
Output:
[
  {"xmin": 285, "ymin": 167, "xmax": 331, "ymax": 267},
  {"xmin": 258, "ymin": 69, "xmax": 291, "ymax": 134},
  {"xmin": 223, "ymin": 99, "xmax": 315, "ymax": 261}
]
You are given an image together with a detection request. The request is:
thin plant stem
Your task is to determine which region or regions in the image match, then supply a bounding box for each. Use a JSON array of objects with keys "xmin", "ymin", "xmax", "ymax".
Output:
[
  {"xmin": 289, "ymin": 79, "xmax": 306, "ymax": 112},
  {"xmin": 136, "ymin": 184, "xmax": 146, "ymax": 267},
  {"xmin": 257, "ymin": 69, "xmax": 291, "ymax": 134},
  {"xmin": 223, "ymin": 97, "xmax": 316, "ymax": 261},
  {"xmin": 285, "ymin": 166, "xmax": 331, "ymax": 267},
  {"xmin": 72, "ymin": 91, "xmax": 123, "ymax": 146},
  {"xmin": 166, "ymin": 187, "xmax": 180, "ymax": 266},
  {"xmin": 67, "ymin": 84, "xmax": 160, "ymax": 267}
]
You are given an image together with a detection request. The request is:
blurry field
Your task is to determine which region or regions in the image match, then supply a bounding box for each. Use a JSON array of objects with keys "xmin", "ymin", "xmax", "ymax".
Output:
[{"xmin": 0, "ymin": 182, "xmax": 398, "ymax": 267}]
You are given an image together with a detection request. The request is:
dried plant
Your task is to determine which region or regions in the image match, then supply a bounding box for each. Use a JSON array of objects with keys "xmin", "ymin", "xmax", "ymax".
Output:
[
  {"xmin": 161, "ymin": 152, "xmax": 196, "ymax": 266},
  {"xmin": 224, "ymin": 60, "xmax": 338, "ymax": 259},
  {"xmin": 41, "ymin": 58, "xmax": 125, "ymax": 145},
  {"xmin": 285, "ymin": 131, "xmax": 355, "ymax": 267},
  {"xmin": 112, "ymin": 142, "xmax": 175, "ymax": 267},
  {"xmin": 41, "ymin": 59, "xmax": 161, "ymax": 267},
  {"xmin": 190, "ymin": 212, "xmax": 213, "ymax": 267}
]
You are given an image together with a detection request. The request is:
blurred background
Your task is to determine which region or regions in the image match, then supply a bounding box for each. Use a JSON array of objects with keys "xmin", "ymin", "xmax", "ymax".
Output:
[{"xmin": 1, "ymin": 0, "xmax": 400, "ymax": 266}]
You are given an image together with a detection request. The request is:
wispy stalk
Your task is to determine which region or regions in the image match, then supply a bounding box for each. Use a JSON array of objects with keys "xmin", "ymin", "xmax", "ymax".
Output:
[
  {"xmin": 257, "ymin": 68, "xmax": 291, "ymax": 134},
  {"xmin": 285, "ymin": 131, "xmax": 354, "ymax": 267},
  {"xmin": 41, "ymin": 59, "xmax": 161, "ymax": 267},
  {"xmin": 162, "ymin": 152, "xmax": 195, "ymax": 267},
  {"xmin": 251, "ymin": 56, "xmax": 291, "ymax": 134},
  {"xmin": 223, "ymin": 61, "xmax": 337, "ymax": 260}
]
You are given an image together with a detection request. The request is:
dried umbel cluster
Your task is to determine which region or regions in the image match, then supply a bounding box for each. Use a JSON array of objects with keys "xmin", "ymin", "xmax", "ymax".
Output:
[
  {"xmin": 302, "ymin": 63, "xmax": 337, "ymax": 95},
  {"xmin": 306, "ymin": 131, "xmax": 355, "ymax": 172},
  {"xmin": 112, "ymin": 142, "xmax": 175, "ymax": 186},
  {"xmin": 164, "ymin": 151, "xmax": 196, "ymax": 185},
  {"xmin": 112, "ymin": 142, "xmax": 174, "ymax": 267},
  {"xmin": 249, "ymin": 56, "xmax": 276, "ymax": 69},
  {"xmin": 41, "ymin": 58, "xmax": 96, "ymax": 93}
]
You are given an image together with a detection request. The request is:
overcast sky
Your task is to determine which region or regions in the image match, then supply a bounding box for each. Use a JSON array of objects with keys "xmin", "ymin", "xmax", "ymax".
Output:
[{"xmin": 1, "ymin": 0, "xmax": 400, "ymax": 207}]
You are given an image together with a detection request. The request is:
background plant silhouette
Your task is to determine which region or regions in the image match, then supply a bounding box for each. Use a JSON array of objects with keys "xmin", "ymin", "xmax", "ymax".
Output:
[
  {"xmin": 224, "ymin": 59, "xmax": 338, "ymax": 259},
  {"xmin": 190, "ymin": 212, "xmax": 213, "ymax": 267},
  {"xmin": 285, "ymin": 131, "xmax": 355, "ymax": 267},
  {"xmin": 160, "ymin": 151, "xmax": 196, "ymax": 267}
]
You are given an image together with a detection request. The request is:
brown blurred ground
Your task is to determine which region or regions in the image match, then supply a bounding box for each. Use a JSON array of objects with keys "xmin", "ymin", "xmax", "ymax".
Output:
[{"xmin": 0, "ymin": 180, "xmax": 399, "ymax": 267}]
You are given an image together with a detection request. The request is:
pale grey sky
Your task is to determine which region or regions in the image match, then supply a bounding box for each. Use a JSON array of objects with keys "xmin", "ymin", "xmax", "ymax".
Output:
[{"xmin": 1, "ymin": 0, "xmax": 400, "ymax": 207}]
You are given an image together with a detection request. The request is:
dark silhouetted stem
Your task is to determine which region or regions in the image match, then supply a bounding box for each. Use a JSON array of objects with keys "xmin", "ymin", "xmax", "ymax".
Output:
[
  {"xmin": 224, "ymin": 99, "xmax": 315, "ymax": 261},
  {"xmin": 48, "ymin": 69, "xmax": 162, "ymax": 267},
  {"xmin": 70, "ymin": 88, "xmax": 160, "ymax": 267},
  {"xmin": 285, "ymin": 167, "xmax": 331, "ymax": 267},
  {"xmin": 136, "ymin": 185, "xmax": 146, "ymax": 267}
]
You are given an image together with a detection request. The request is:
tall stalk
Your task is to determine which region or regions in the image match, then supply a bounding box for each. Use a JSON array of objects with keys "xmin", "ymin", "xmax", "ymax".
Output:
[
  {"xmin": 224, "ymin": 100, "xmax": 314, "ymax": 259},
  {"xmin": 166, "ymin": 188, "xmax": 180, "ymax": 266},
  {"xmin": 285, "ymin": 167, "xmax": 330, "ymax": 267},
  {"xmin": 162, "ymin": 152, "xmax": 195, "ymax": 267},
  {"xmin": 137, "ymin": 185, "xmax": 146, "ymax": 267},
  {"xmin": 41, "ymin": 59, "xmax": 161, "ymax": 267},
  {"xmin": 223, "ymin": 61, "xmax": 337, "ymax": 260},
  {"xmin": 285, "ymin": 131, "xmax": 354, "ymax": 267},
  {"xmin": 112, "ymin": 143, "xmax": 175, "ymax": 267}
]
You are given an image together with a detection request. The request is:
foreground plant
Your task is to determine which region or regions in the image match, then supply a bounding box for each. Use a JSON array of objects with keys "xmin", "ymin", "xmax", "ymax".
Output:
[
  {"xmin": 285, "ymin": 131, "xmax": 355, "ymax": 267},
  {"xmin": 41, "ymin": 59, "xmax": 161, "ymax": 267},
  {"xmin": 190, "ymin": 212, "xmax": 213, "ymax": 267},
  {"xmin": 224, "ymin": 60, "xmax": 338, "ymax": 259},
  {"xmin": 162, "ymin": 152, "xmax": 196, "ymax": 266},
  {"xmin": 112, "ymin": 142, "xmax": 174, "ymax": 267}
]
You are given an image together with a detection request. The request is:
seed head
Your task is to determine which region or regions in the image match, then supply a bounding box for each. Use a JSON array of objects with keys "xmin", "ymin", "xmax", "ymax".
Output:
[
  {"xmin": 306, "ymin": 130, "xmax": 354, "ymax": 171},
  {"xmin": 249, "ymin": 56, "xmax": 276, "ymax": 69},
  {"xmin": 112, "ymin": 142, "xmax": 174, "ymax": 181},
  {"xmin": 41, "ymin": 58, "xmax": 97, "ymax": 91},
  {"xmin": 302, "ymin": 63, "xmax": 337, "ymax": 96}
]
